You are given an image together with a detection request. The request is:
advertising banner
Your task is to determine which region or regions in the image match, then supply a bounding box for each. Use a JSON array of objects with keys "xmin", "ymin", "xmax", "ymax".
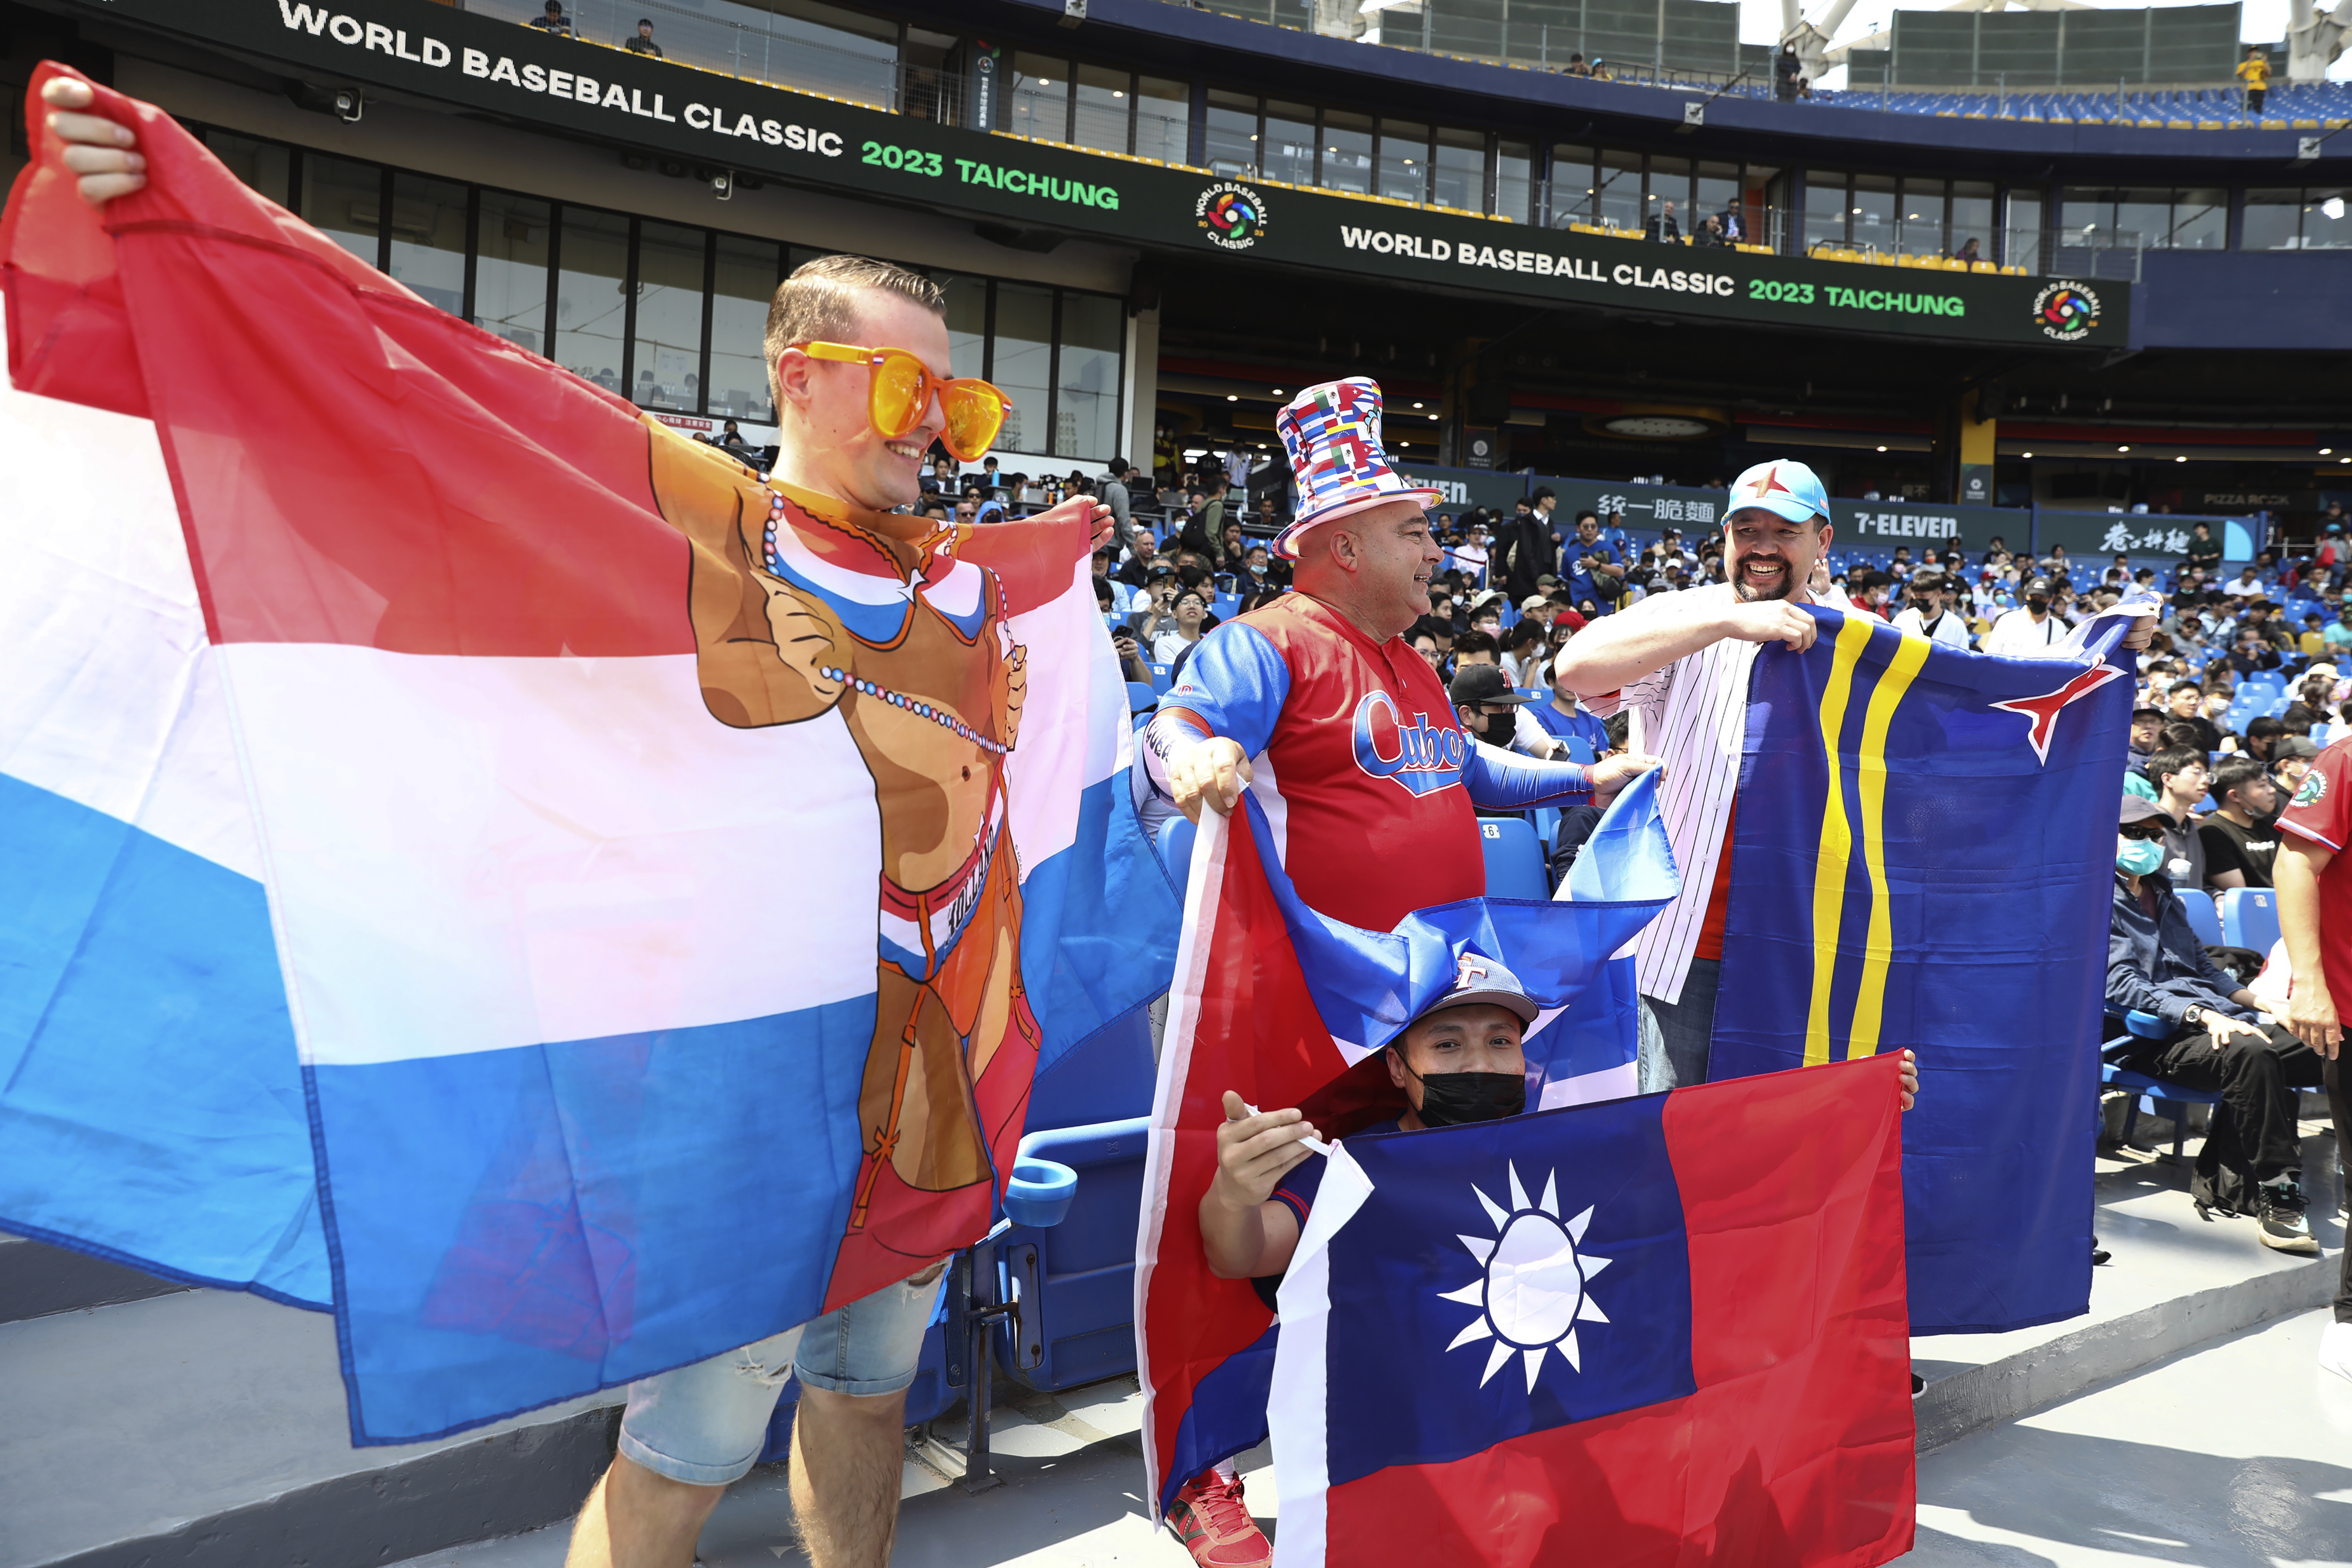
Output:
[
  {"xmin": 98, "ymin": 0, "xmax": 2130, "ymax": 349},
  {"xmin": 2029, "ymin": 511, "xmax": 2243, "ymax": 562},
  {"xmin": 1522, "ymin": 476, "xmax": 2020, "ymax": 555},
  {"xmin": 1392, "ymin": 461, "xmax": 1534, "ymax": 514}
]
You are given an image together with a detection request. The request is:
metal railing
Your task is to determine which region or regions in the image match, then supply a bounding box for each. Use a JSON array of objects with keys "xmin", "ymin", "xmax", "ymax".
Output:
[{"xmin": 470, "ymin": 0, "xmax": 918, "ymax": 115}]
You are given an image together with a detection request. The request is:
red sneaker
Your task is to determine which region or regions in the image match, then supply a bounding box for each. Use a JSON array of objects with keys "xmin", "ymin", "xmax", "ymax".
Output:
[{"xmin": 1165, "ymin": 1468, "xmax": 1272, "ymax": 1568}]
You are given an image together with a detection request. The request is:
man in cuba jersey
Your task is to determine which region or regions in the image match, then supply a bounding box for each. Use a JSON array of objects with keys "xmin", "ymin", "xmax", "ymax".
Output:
[
  {"xmin": 1138, "ymin": 379, "xmax": 1659, "ymax": 1565},
  {"xmin": 1142, "ymin": 379, "xmax": 1661, "ymax": 933}
]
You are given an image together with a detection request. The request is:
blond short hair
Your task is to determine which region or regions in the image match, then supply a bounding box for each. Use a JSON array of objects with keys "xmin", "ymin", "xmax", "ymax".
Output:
[{"xmin": 763, "ymin": 253, "xmax": 945, "ymax": 378}]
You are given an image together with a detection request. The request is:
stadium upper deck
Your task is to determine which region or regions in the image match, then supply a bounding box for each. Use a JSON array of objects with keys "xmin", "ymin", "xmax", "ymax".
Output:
[{"xmin": 7, "ymin": 0, "xmax": 2341, "ymax": 511}]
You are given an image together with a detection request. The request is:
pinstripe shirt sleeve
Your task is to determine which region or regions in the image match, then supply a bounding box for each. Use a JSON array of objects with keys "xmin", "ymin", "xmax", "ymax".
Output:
[{"xmin": 1625, "ymin": 585, "xmax": 1764, "ymax": 1006}]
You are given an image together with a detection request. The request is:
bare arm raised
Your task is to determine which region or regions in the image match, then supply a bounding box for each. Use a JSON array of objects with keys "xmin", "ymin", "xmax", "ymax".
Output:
[{"xmin": 1554, "ymin": 590, "xmax": 1819, "ymax": 698}]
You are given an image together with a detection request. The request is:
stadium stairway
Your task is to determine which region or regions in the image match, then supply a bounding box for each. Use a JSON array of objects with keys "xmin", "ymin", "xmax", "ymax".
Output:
[
  {"xmin": 4, "ymin": 1100, "xmax": 2339, "ymax": 1568},
  {"xmin": 0, "ymin": 1232, "xmax": 623, "ymax": 1568}
]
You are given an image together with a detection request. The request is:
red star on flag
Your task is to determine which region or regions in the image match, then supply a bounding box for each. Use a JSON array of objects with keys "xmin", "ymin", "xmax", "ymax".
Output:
[{"xmin": 1990, "ymin": 664, "xmax": 2126, "ymax": 764}]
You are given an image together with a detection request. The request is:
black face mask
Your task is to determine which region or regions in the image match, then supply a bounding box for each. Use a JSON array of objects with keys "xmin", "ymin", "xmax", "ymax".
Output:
[
  {"xmin": 1405, "ymin": 1063, "xmax": 1527, "ymax": 1127},
  {"xmin": 2027, "ymin": 595, "xmax": 2049, "ymax": 613}
]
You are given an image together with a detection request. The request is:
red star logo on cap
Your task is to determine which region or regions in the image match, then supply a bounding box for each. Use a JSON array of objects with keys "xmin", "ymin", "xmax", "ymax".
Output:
[
  {"xmin": 1991, "ymin": 664, "xmax": 2126, "ymax": 765},
  {"xmin": 1756, "ymin": 466, "xmax": 1795, "ymax": 499}
]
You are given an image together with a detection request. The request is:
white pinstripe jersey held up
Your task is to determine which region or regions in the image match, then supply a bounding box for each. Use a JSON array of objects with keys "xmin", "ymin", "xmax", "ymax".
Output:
[
  {"xmin": 1581, "ymin": 582, "xmax": 1782, "ymax": 1007},
  {"xmin": 1584, "ymin": 582, "xmax": 2113, "ymax": 1004}
]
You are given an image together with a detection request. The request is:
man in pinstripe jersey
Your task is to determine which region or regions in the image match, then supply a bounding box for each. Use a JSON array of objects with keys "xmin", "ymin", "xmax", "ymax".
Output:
[
  {"xmin": 1557, "ymin": 459, "xmax": 2155, "ymax": 1090},
  {"xmin": 1553, "ymin": 460, "xmax": 1834, "ymax": 1088}
]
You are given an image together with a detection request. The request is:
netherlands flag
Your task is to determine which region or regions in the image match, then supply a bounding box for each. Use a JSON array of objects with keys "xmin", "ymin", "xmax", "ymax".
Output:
[
  {"xmin": 1270, "ymin": 1055, "xmax": 1916, "ymax": 1568},
  {"xmin": 1136, "ymin": 780, "xmax": 1678, "ymax": 1519},
  {"xmin": 0, "ymin": 66, "xmax": 1176, "ymax": 1443}
]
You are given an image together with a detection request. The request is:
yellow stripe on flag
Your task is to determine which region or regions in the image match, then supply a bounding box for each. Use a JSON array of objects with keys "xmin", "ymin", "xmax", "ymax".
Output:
[
  {"xmin": 1804, "ymin": 616, "xmax": 1877, "ymax": 1068},
  {"xmin": 1847, "ymin": 632, "xmax": 1932, "ymax": 1058}
]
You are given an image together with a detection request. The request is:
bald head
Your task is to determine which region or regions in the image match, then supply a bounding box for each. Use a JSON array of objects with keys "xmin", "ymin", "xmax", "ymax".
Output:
[{"xmin": 1290, "ymin": 500, "xmax": 1441, "ymax": 642}]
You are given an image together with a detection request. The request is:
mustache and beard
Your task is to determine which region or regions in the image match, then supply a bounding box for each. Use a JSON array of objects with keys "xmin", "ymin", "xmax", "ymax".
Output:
[{"xmin": 1731, "ymin": 548, "xmax": 1803, "ymax": 603}]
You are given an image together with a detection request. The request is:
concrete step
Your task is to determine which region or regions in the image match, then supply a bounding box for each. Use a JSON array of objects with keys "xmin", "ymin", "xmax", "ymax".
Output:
[
  {"xmin": 15, "ymin": 1119, "xmax": 2338, "ymax": 1568},
  {"xmin": 1911, "ymin": 1118, "xmax": 2344, "ymax": 1450},
  {"xmin": 390, "ymin": 1125, "xmax": 2350, "ymax": 1568},
  {"xmin": 0, "ymin": 1283, "xmax": 621, "ymax": 1568},
  {"xmin": 0, "ymin": 1230, "xmax": 195, "ymax": 1324}
]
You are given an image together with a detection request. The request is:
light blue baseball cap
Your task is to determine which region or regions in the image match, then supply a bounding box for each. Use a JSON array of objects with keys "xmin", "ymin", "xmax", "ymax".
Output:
[{"xmin": 1725, "ymin": 459, "xmax": 1830, "ymax": 526}]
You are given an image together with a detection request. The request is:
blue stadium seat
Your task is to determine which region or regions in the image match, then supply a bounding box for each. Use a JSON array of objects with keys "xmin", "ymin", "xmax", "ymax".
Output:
[
  {"xmin": 998, "ymin": 1004, "xmax": 1159, "ymax": 1392},
  {"xmin": 1528, "ymin": 804, "xmax": 1561, "ymax": 857},
  {"xmin": 2102, "ymin": 1009, "xmax": 2221, "ymax": 1163},
  {"xmin": 1127, "ymin": 681, "xmax": 1158, "ymax": 714},
  {"xmin": 1479, "ymin": 816, "xmax": 1548, "ymax": 900},
  {"xmin": 1148, "ymin": 661, "xmax": 1173, "ymax": 694},
  {"xmin": 2218, "ymin": 887, "xmax": 2280, "ymax": 955},
  {"xmin": 2177, "ymin": 886, "xmax": 2224, "ymax": 947},
  {"xmin": 1155, "ymin": 813, "xmax": 1197, "ymax": 887}
]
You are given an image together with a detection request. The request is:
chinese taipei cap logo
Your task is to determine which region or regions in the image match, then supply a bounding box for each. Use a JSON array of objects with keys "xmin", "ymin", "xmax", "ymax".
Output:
[
  {"xmin": 1196, "ymin": 181, "xmax": 1268, "ymax": 251},
  {"xmin": 2032, "ymin": 280, "xmax": 2102, "ymax": 341}
]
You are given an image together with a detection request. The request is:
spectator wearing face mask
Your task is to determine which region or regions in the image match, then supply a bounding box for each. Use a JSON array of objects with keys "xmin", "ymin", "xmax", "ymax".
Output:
[
  {"xmin": 1984, "ymin": 577, "xmax": 2068, "ymax": 656},
  {"xmin": 1448, "ymin": 665, "xmax": 1542, "ymax": 808},
  {"xmin": 2203, "ymin": 755, "xmax": 2283, "ymax": 890},
  {"xmin": 1891, "ymin": 570, "xmax": 1971, "ymax": 650},
  {"xmin": 2110, "ymin": 794, "xmax": 2323, "ymax": 1252},
  {"xmin": 2272, "ymin": 734, "xmax": 2323, "ymax": 800},
  {"xmin": 1499, "ymin": 619, "xmax": 1550, "ymax": 689}
]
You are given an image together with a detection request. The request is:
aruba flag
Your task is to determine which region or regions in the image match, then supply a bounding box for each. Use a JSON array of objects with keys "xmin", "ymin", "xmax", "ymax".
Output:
[
  {"xmin": 1136, "ymin": 777, "xmax": 1677, "ymax": 1518},
  {"xmin": 1, "ymin": 66, "xmax": 1177, "ymax": 1443},
  {"xmin": 1267, "ymin": 1052, "xmax": 1914, "ymax": 1568},
  {"xmin": 1712, "ymin": 601, "xmax": 2144, "ymax": 1334}
]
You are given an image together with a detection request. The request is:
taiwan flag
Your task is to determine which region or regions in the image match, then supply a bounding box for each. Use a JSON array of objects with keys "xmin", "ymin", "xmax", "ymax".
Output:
[
  {"xmin": 1136, "ymin": 778, "xmax": 1677, "ymax": 1518},
  {"xmin": 1268, "ymin": 1053, "xmax": 1915, "ymax": 1568}
]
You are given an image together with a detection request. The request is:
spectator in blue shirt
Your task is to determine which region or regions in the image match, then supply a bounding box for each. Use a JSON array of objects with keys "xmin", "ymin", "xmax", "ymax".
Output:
[
  {"xmin": 1517, "ymin": 631, "xmax": 1608, "ymax": 761},
  {"xmin": 1562, "ymin": 511, "xmax": 1624, "ymax": 611}
]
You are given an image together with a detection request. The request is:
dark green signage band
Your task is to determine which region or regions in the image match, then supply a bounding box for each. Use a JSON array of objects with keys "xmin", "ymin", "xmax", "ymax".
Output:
[{"xmin": 90, "ymin": 0, "xmax": 2128, "ymax": 348}]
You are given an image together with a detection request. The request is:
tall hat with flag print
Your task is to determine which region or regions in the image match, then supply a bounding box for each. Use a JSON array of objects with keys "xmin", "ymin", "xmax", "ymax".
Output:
[
  {"xmin": 1271, "ymin": 378, "xmax": 1443, "ymax": 559},
  {"xmin": 1724, "ymin": 458, "xmax": 1830, "ymax": 524}
]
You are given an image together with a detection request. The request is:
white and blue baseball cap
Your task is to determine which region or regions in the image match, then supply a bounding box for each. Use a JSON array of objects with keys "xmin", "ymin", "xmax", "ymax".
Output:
[
  {"xmin": 1418, "ymin": 951, "xmax": 1541, "ymax": 1026},
  {"xmin": 1726, "ymin": 460, "xmax": 1830, "ymax": 526}
]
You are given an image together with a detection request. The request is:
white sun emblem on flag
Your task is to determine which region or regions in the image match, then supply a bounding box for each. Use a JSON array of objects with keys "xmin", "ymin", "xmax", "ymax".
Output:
[{"xmin": 1439, "ymin": 1161, "xmax": 1611, "ymax": 1394}]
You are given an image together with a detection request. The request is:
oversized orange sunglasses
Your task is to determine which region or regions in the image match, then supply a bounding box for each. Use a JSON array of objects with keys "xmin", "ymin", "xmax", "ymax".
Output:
[{"xmin": 798, "ymin": 341, "xmax": 1010, "ymax": 464}]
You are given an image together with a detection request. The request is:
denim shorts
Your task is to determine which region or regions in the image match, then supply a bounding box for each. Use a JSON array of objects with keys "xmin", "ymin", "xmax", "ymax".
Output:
[{"xmin": 617, "ymin": 1265, "xmax": 946, "ymax": 1487}]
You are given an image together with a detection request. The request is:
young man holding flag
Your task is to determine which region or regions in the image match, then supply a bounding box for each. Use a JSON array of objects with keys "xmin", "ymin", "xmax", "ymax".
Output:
[
  {"xmin": 31, "ymin": 73, "xmax": 1124, "ymax": 1568},
  {"xmin": 1182, "ymin": 960, "xmax": 1916, "ymax": 1568}
]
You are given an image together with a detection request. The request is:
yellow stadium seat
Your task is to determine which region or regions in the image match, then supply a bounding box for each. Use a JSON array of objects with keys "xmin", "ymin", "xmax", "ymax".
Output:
[
  {"xmin": 2263, "ymin": 119, "xmax": 2288, "ymax": 130},
  {"xmin": 1971, "ymin": 261, "xmax": 1997, "ymax": 273},
  {"xmin": 2168, "ymin": 119, "xmax": 2195, "ymax": 129},
  {"xmin": 2295, "ymin": 119, "xmax": 2320, "ymax": 129},
  {"xmin": 2198, "ymin": 119, "xmax": 2226, "ymax": 129},
  {"xmin": 1894, "ymin": 253, "xmax": 1918, "ymax": 267}
]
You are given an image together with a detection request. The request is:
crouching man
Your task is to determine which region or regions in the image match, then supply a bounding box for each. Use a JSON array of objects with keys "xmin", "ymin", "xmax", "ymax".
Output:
[{"xmin": 1165, "ymin": 958, "xmax": 1915, "ymax": 1567}]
